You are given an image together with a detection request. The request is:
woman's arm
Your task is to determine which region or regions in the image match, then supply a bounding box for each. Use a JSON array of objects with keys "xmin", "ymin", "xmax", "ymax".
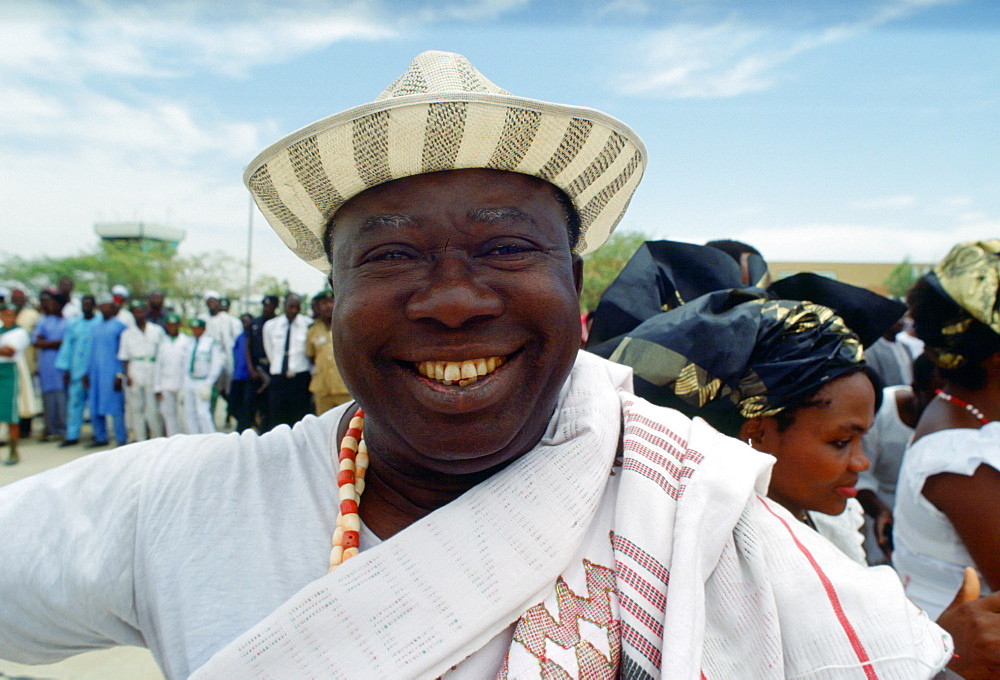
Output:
[{"xmin": 924, "ymin": 463, "xmax": 1000, "ymax": 591}]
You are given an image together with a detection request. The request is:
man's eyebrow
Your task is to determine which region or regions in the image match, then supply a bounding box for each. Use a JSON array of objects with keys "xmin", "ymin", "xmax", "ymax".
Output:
[
  {"xmin": 467, "ymin": 207, "xmax": 538, "ymax": 226},
  {"xmin": 359, "ymin": 214, "xmax": 418, "ymax": 233}
]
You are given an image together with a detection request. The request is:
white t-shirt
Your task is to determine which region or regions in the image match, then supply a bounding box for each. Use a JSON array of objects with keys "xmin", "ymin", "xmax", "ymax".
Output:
[
  {"xmin": 893, "ymin": 423, "xmax": 1000, "ymax": 619},
  {"xmin": 0, "ymin": 411, "xmax": 346, "ymax": 679}
]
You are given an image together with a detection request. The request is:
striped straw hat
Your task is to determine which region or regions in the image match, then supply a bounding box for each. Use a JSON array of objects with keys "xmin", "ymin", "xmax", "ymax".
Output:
[{"xmin": 244, "ymin": 50, "xmax": 647, "ymax": 271}]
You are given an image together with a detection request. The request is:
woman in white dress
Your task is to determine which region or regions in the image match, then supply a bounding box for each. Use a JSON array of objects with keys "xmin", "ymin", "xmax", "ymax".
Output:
[
  {"xmin": 587, "ymin": 242, "xmax": 908, "ymax": 565},
  {"xmin": 893, "ymin": 240, "xmax": 1000, "ymax": 619}
]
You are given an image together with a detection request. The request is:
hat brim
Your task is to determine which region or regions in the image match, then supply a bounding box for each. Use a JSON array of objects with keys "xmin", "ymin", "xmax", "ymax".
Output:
[{"xmin": 244, "ymin": 92, "xmax": 646, "ymax": 271}]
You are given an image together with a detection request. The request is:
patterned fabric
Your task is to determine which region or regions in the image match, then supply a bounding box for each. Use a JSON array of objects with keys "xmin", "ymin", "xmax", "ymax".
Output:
[
  {"xmin": 244, "ymin": 50, "xmax": 647, "ymax": 270},
  {"xmin": 921, "ymin": 240, "xmax": 1000, "ymax": 369},
  {"xmin": 593, "ymin": 291, "xmax": 865, "ymax": 430},
  {"xmin": 190, "ymin": 353, "xmax": 951, "ymax": 679},
  {"xmin": 587, "ymin": 240, "xmax": 904, "ymax": 433}
]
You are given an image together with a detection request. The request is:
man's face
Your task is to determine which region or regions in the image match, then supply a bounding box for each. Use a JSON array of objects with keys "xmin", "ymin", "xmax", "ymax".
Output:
[
  {"xmin": 11, "ymin": 291, "xmax": 25, "ymax": 309},
  {"xmin": 284, "ymin": 297, "xmax": 301, "ymax": 321},
  {"xmin": 206, "ymin": 297, "xmax": 221, "ymax": 314},
  {"xmin": 58, "ymin": 277, "xmax": 73, "ymax": 295},
  {"xmin": 148, "ymin": 292, "xmax": 164, "ymax": 309},
  {"xmin": 131, "ymin": 306, "xmax": 146, "ymax": 324},
  {"xmin": 318, "ymin": 297, "xmax": 334, "ymax": 322},
  {"xmin": 0, "ymin": 309, "xmax": 15, "ymax": 327},
  {"xmin": 262, "ymin": 299, "xmax": 278, "ymax": 317},
  {"xmin": 165, "ymin": 321, "xmax": 180, "ymax": 337},
  {"xmin": 39, "ymin": 294, "xmax": 53, "ymax": 315},
  {"xmin": 99, "ymin": 303, "xmax": 116, "ymax": 320},
  {"xmin": 191, "ymin": 325, "xmax": 205, "ymax": 339},
  {"xmin": 328, "ymin": 168, "xmax": 583, "ymax": 474},
  {"xmin": 81, "ymin": 298, "xmax": 95, "ymax": 317}
]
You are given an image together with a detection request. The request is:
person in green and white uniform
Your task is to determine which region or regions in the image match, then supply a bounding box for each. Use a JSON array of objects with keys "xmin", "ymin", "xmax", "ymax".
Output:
[
  {"xmin": 154, "ymin": 313, "xmax": 193, "ymax": 437},
  {"xmin": 183, "ymin": 318, "xmax": 223, "ymax": 435}
]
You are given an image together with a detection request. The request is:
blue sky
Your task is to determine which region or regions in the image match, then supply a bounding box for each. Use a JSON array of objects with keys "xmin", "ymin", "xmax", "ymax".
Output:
[{"xmin": 1, "ymin": 0, "xmax": 997, "ymax": 296}]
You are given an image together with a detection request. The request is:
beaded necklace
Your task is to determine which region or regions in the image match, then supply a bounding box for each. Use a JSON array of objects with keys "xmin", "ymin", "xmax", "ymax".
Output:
[
  {"xmin": 935, "ymin": 389, "xmax": 991, "ymax": 426},
  {"xmin": 329, "ymin": 408, "xmax": 368, "ymax": 571}
]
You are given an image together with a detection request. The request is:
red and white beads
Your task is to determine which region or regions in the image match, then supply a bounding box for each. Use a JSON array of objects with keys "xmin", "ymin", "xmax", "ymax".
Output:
[{"xmin": 329, "ymin": 408, "xmax": 369, "ymax": 571}]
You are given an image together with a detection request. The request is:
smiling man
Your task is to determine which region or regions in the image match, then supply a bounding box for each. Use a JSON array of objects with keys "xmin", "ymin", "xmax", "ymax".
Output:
[{"xmin": 0, "ymin": 51, "xmax": 971, "ymax": 679}]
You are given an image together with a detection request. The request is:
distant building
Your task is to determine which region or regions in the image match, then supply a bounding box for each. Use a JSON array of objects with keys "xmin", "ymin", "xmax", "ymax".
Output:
[
  {"xmin": 94, "ymin": 222, "xmax": 186, "ymax": 254},
  {"xmin": 768, "ymin": 261, "xmax": 932, "ymax": 296}
]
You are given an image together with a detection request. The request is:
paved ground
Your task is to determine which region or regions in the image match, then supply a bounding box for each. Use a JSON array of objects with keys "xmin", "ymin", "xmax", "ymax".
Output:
[{"xmin": 0, "ymin": 429, "xmax": 174, "ymax": 680}]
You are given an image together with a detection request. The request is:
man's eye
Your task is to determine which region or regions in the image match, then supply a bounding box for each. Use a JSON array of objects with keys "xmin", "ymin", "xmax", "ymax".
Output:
[
  {"xmin": 831, "ymin": 439, "xmax": 851, "ymax": 450},
  {"xmin": 486, "ymin": 243, "xmax": 532, "ymax": 256},
  {"xmin": 365, "ymin": 250, "xmax": 412, "ymax": 263}
]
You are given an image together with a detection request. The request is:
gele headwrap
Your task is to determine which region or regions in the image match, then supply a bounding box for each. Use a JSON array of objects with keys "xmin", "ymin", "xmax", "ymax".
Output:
[
  {"xmin": 588, "ymin": 240, "xmax": 904, "ymax": 431},
  {"xmin": 921, "ymin": 240, "xmax": 1000, "ymax": 369}
]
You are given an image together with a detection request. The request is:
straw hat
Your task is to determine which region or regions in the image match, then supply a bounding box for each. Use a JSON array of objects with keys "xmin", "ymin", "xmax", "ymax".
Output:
[{"xmin": 244, "ymin": 50, "xmax": 647, "ymax": 271}]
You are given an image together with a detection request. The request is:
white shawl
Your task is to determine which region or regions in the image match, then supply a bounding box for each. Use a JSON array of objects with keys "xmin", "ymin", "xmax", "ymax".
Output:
[{"xmin": 192, "ymin": 352, "xmax": 951, "ymax": 679}]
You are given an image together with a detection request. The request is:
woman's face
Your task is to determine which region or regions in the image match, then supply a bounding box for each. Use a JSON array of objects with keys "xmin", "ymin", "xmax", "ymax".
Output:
[{"xmin": 748, "ymin": 371, "xmax": 875, "ymax": 517}]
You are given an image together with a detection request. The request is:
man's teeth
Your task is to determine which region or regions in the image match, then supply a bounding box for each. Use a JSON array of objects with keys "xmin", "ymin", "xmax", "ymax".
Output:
[{"xmin": 415, "ymin": 356, "xmax": 506, "ymax": 386}]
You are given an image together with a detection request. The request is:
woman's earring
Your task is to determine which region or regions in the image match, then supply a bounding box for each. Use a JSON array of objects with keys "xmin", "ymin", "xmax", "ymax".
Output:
[{"xmin": 746, "ymin": 438, "xmax": 754, "ymax": 448}]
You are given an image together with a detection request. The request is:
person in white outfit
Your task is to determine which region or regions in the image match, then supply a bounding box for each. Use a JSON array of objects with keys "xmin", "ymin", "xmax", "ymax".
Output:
[
  {"xmin": 183, "ymin": 318, "xmax": 223, "ymax": 435},
  {"xmin": 153, "ymin": 313, "xmax": 192, "ymax": 437},
  {"xmin": 202, "ymin": 293, "xmax": 241, "ymax": 389},
  {"xmin": 118, "ymin": 301, "xmax": 166, "ymax": 441}
]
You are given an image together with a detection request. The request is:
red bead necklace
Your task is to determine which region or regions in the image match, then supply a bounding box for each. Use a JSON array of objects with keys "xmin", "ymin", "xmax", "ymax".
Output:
[
  {"xmin": 935, "ymin": 389, "xmax": 991, "ymax": 426},
  {"xmin": 329, "ymin": 408, "xmax": 368, "ymax": 571}
]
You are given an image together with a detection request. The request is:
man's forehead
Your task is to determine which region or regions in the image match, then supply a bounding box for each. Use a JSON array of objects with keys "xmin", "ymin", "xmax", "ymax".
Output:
[
  {"xmin": 330, "ymin": 169, "xmax": 562, "ymax": 243},
  {"xmin": 355, "ymin": 206, "xmax": 539, "ymax": 234}
]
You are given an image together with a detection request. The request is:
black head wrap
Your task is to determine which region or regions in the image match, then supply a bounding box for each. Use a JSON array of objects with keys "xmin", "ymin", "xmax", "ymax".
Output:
[{"xmin": 587, "ymin": 240, "xmax": 904, "ymax": 433}]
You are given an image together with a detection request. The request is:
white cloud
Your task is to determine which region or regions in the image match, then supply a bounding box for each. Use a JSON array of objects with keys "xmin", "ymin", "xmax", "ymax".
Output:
[
  {"xmin": 618, "ymin": 0, "xmax": 956, "ymax": 98},
  {"xmin": 597, "ymin": 0, "xmax": 654, "ymax": 18},
  {"xmin": 733, "ymin": 219, "xmax": 998, "ymax": 264},
  {"xmin": 0, "ymin": 1, "xmax": 396, "ymax": 82},
  {"xmin": 410, "ymin": 0, "xmax": 530, "ymax": 22},
  {"xmin": 852, "ymin": 195, "xmax": 916, "ymax": 209}
]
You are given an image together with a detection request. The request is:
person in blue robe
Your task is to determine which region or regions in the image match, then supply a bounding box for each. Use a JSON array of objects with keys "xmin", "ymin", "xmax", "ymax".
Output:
[
  {"xmin": 82, "ymin": 296, "xmax": 127, "ymax": 447},
  {"xmin": 32, "ymin": 292, "xmax": 70, "ymax": 439},
  {"xmin": 54, "ymin": 295, "xmax": 99, "ymax": 446}
]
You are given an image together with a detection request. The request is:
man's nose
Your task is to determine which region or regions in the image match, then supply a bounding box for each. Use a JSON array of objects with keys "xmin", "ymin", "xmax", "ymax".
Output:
[{"xmin": 404, "ymin": 254, "xmax": 504, "ymax": 328}]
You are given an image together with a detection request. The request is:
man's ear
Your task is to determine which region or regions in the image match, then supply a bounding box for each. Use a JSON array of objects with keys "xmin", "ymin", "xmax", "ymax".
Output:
[
  {"xmin": 326, "ymin": 272, "xmax": 336, "ymax": 302},
  {"xmin": 572, "ymin": 255, "xmax": 584, "ymax": 297}
]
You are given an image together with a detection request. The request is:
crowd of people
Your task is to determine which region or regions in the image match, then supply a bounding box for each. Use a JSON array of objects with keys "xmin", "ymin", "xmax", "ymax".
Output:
[
  {"xmin": 0, "ymin": 281, "xmax": 351, "ymax": 464},
  {"xmin": 1, "ymin": 50, "xmax": 998, "ymax": 679}
]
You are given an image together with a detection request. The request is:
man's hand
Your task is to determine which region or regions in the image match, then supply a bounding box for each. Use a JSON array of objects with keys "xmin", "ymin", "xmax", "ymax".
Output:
[
  {"xmin": 856, "ymin": 489, "xmax": 894, "ymax": 556},
  {"xmin": 938, "ymin": 568, "xmax": 1000, "ymax": 679},
  {"xmin": 155, "ymin": 392, "xmax": 162, "ymax": 402}
]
